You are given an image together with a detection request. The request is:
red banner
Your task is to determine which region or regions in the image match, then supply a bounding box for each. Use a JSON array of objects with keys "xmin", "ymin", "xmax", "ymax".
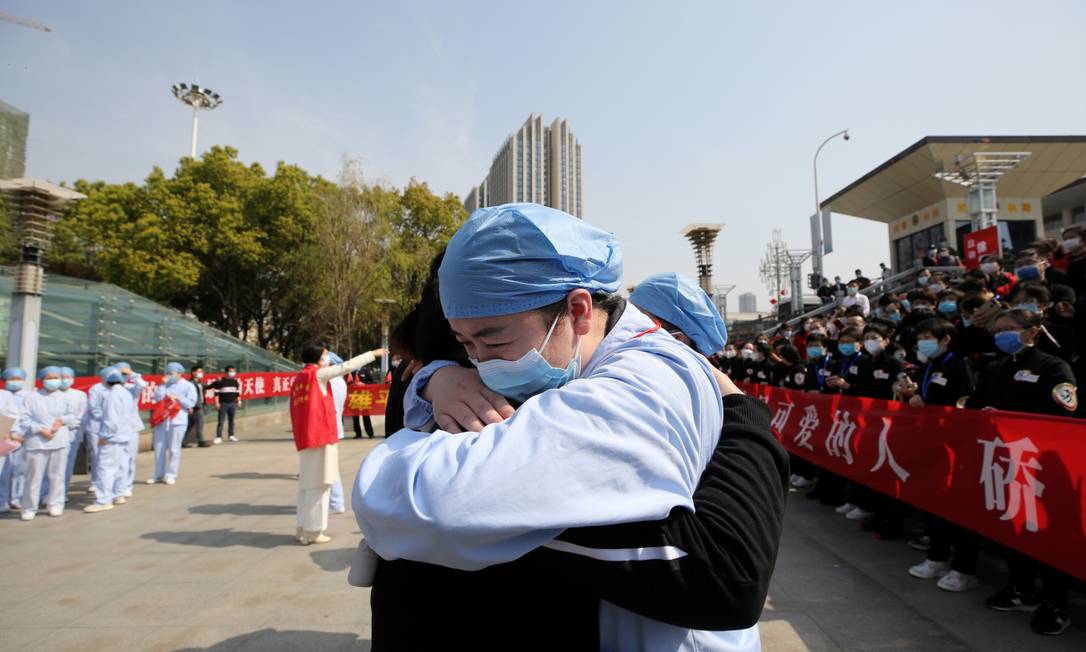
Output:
[
  {"xmin": 751, "ymin": 384, "xmax": 1086, "ymax": 581},
  {"xmin": 343, "ymin": 383, "xmax": 390, "ymax": 417},
  {"xmin": 69, "ymin": 372, "xmax": 299, "ymax": 411},
  {"xmin": 962, "ymin": 226, "xmax": 1001, "ymax": 270}
]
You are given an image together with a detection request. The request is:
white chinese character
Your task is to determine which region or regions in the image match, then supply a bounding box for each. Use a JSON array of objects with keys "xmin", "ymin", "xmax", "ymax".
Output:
[
  {"xmin": 976, "ymin": 241, "xmax": 989, "ymax": 254},
  {"xmin": 253, "ymin": 376, "xmax": 266, "ymax": 396},
  {"xmin": 824, "ymin": 410, "xmax": 857, "ymax": 465},
  {"xmin": 794, "ymin": 406, "xmax": 819, "ymax": 451},
  {"xmin": 977, "ymin": 436, "xmax": 1045, "ymax": 533},
  {"xmin": 869, "ymin": 417, "xmax": 910, "ymax": 482},
  {"xmin": 770, "ymin": 401, "xmax": 795, "ymax": 433},
  {"xmin": 243, "ymin": 377, "xmax": 255, "ymax": 396}
]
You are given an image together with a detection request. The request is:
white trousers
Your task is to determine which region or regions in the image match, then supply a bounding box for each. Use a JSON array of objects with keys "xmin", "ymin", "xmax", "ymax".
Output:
[
  {"xmin": 93, "ymin": 441, "xmax": 128, "ymax": 505},
  {"xmin": 23, "ymin": 448, "xmax": 69, "ymax": 513},
  {"xmin": 0, "ymin": 446, "xmax": 26, "ymax": 507},
  {"xmin": 125, "ymin": 432, "xmax": 139, "ymax": 492},
  {"xmin": 329, "ymin": 476, "xmax": 345, "ymax": 511},
  {"xmin": 152, "ymin": 423, "xmax": 185, "ymax": 481},
  {"xmin": 296, "ymin": 484, "xmax": 331, "ymax": 534}
]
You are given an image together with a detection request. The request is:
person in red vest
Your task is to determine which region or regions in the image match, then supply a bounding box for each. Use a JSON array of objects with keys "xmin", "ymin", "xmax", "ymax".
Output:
[{"xmin": 291, "ymin": 342, "xmax": 385, "ymax": 545}]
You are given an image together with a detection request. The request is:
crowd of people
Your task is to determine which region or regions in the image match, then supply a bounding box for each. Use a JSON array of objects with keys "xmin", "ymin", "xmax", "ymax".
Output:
[
  {"xmin": 713, "ymin": 223, "xmax": 1085, "ymax": 636},
  {"xmin": 0, "ymin": 362, "xmax": 251, "ymax": 519}
]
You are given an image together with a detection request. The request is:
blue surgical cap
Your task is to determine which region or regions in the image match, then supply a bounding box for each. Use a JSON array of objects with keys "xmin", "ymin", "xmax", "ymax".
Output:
[
  {"xmin": 328, "ymin": 352, "xmax": 344, "ymax": 365},
  {"xmin": 105, "ymin": 369, "xmax": 124, "ymax": 384},
  {"xmin": 3, "ymin": 367, "xmax": 27, "ymax": 380},
  {"xmin": 166, "ymin": 362, "xmax": 185, "ymax": 374},
  {"xmin": 438, "ymin": 203, "xmax": 622, "ymax": 319},
  {"xmin": 38, "ymin": 365, "xmax": 62, "ymax": 379},
  {"xmin": 630, "ymin": 272, "xmax": 728, "ymax": 355},
  {"xmin": 99, "ymin": 366, "xmax": 116, "ymax": 381},
  {"xmin": 60, "ymin": 367, "xmax": 75, "ymax": 378},
  {"xmin": 115, "ymin": 361, "xmax": 132, "ymax": 372}
]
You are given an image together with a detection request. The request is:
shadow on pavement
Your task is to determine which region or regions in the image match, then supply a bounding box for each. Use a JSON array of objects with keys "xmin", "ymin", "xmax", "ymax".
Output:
[
  {"xmin": 174, "ymin": 628, "xmax": 370, "ymax": 651},
  {"xmin": 141, "ymin": 529, "xmax": 300, "ymax": 549},
  {"xmin": 189, "ymin": 503, "xmax": 295, "ymax": 516},
  {"xmin": 309, "ymin": 547, "xmax": 355, "ymax": 572},
  {"xmin": 211, "ymin": 472, "xmax": 297, "ymax": 481}
]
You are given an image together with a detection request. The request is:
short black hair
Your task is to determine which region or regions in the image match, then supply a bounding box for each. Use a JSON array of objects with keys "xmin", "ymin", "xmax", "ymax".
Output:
[
  {"xmin": 778, "ymin": 344, "xmax": 801, "ymax": 365},
  {"xmin": 1012, "ymin": 283, "xmax": 1051, "ymax": 304},
  {"xmin": 300, "ymin": 344, "xmax": 326, "ymax": 365},
  {"xmin": 997, "ymin": 309, "xmax": 1041, "ymax": 329},
  {"xmin": 907, "ymin": 289, "xmax": 934, "ymax": 304},
  {"xmin": 959, "ymin": 292, "xmax": 989, "ymax": 313},
  {"xmin": 844, "ymin": 306, "xmax": 865, "ymax": 317},
  {"xmin": 224, "ymin": 365, "xmax": 236, "ymax": 372},
  {"xmin": 1050, "ymin": 284, "xmax": 1077, "ymax": 304},
  {"xmin": 804, "ymin": 333, "xmax": 828, "ymax": 347},
  {"xmin": 866, "ymin": 317, "xmax": 897, "ymax": 335},
  {"xmin": 914, "ymin": 317, "xmax": 955, "ymax": 341},
  {"xmin": 192, "ymin": 365, "xmax": 204, "ymax": 372},
  {"xmin": 837, "ymin": 326, "xmax": 863, "ymax": 342},
  {"xmin": 876, "ymin": 293, "xmax": 900, "ymax": 308},
  {"xmin": 863, "ymin": 321, "xmax": 893, "ymax": 340}
]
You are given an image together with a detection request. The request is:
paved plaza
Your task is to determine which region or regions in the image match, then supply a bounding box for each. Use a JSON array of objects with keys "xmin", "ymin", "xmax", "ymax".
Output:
[{"xmin": 0, "ymin": 415, "xmax": 1082, "ymax": 651}]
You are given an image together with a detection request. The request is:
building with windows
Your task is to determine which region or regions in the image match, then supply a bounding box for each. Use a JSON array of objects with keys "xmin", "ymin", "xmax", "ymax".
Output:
[
  {"xmin": 0, "ymin": 100, "xmax": 29, "ymax": 179},
  {"xmin": 464, "ymin": 114, "xmax": 583, "ymax": 217},
  {"xmin": 738, "ymin": 292, "xmax": 757, "ymax": 313},
  {"xmin": 820, "ymin": 136, "xmax": 1086, "ymax": 271}
]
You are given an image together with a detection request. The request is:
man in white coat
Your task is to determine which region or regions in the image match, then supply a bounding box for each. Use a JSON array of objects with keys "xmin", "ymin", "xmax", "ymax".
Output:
[{"xmin": 147, "ymin": 362, "xmax": 197, "ymax": 485}]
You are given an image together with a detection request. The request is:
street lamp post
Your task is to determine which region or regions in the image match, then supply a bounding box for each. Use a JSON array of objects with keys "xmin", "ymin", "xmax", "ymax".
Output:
[
  {"xmin": 171, "ymin": 83, "xmax": 223, "ymax": 158},
  {"xmin": 375, "ymin": 299, "xmax": 395, "ymax": 378},
  {"xmin": 812, "ymin": 129, "xmax": 849, "ymax": 284}
]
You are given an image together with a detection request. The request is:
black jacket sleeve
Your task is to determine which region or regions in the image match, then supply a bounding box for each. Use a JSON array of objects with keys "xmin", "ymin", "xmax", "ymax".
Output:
[{"xmin": 529, "ymin": 394, "xmax": 789, "ymax": 630}]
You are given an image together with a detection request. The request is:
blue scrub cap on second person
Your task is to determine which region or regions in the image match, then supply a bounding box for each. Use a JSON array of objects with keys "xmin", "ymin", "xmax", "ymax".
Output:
[
  {"xmin": 166, "ymin": 362, "xmax": 185, "ymax": 374},
  {"xmin": 630, "ymin": 272, "xmax": 728, "ymax": 354},
  {"xmin": 105, "ymin": 369, "xmax": 124, "ymax": 384},
  {"xmin": 438, "ymin": 203, "xmax": 623, "ymax": 319},
  {"xmin": 60, "ymin": 367, "xmax": 75, "ymax": 377},
  {"xmin": 38, "ymin": 366, "xmax": 62, "ymax": 379},
  {"xmin": 3, "ymin": 367, "xmax": 27, "ymax": 380}
]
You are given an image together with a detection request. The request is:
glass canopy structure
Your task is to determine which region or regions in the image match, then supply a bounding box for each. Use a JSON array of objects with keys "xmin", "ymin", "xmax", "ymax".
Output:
[{"xmin": 0, "ymin": 268, "xmax": 296, "ymax": 376}]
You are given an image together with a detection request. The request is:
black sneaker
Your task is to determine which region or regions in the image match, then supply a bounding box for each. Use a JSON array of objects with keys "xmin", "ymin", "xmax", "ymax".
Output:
[
  {"xmin": 985, "ymin": 587, "xmax": 1040, "ymax": 612},
  {"xmin": 1030, "ymin": 601, "xmax": 1071, "ymax": 635},
  {"xmin": 198, "ymin": 442, "xmax": 212, "ymax": 448},
  {"xmin": 181, "ymin": 442, "xmax": 194, "ymax": 448},
  {"xmin": 907, "ymin": 536, "xmax": 931, "ymax": 551}
]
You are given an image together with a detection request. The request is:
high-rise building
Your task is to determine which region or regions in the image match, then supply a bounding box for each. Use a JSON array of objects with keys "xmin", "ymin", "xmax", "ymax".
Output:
[
  {"xmin": 738, "ymin": 292, "xmax": 757, "ymax": 313},
  {"xmin": 465, "ymin": 114, "xmax": 583, "ymax": 217},
  {"xmin": 0, "ymin": 100, "xmax": 30, "ymax": 179}
]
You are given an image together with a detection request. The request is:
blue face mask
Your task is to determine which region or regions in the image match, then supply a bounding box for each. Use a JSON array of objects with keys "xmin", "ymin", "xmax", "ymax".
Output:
[
  {"xmin": 806, "ymin": 346, "xmax": 824, "ymax": 359},
  {"xmin": 60, "ymin": 378, "xmax": 74, "ymax": 390},
  {"xmin": 1013, "ymin": 303, "xmax": 1039, "ymax": 314},
  {"xmin": 995, "ymin": 331, "xmax": 1027, "ymax": 355},
  {"xmin": 42, "ymin": 378, "xmax": 62, "ymax": 391},
  {"xmin": 938, "ymin": 301, "xmax": 958, "ymax": 315},
  {"xmin": 472, "ymin": 312, "xmax": 581, "ymax": 403},
  {"xmin": 838, "ymin": 342, "xmax": 859, "ymax": 357},
  {"xmin": 900, "ymin": 299, "xmax": 911, "ymax": 312},
  {"xmin": 961, "ymin": 318, "xmax": 973, "ymax": 328},
  {"xmin": 887, "ymin": 312, "xmax": 902, "ymax": 323},
  {"xmin": 1015, "ymin": 265, "xmax": 1041, "ymax": 281},
  {"xmin": 165, "ymin": 373, "xmax": 179, "ymax": 385},
  {"xmin": 917, "ymin": 339, "xmax": 942, "ymax": 359},
  {"xmin": 5, "ymin": 380, "xmax": 24, "ymax": 392}
]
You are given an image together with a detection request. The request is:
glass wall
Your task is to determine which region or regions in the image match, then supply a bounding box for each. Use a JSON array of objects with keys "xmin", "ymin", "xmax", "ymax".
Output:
[{"xmin": 893, "ymin": 224, "xmax": 947, "ymax": 271}]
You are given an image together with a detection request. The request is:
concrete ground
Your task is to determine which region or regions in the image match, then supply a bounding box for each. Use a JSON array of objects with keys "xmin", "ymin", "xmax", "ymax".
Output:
[{"xmin": 0, "ymin": 414, "xmax": 1082, "ymax": 651}]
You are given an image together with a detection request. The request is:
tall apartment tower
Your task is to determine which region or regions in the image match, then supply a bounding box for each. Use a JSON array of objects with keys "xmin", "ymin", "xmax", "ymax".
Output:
[
  {"xmin": 738, "ymin": 292, "xmax": 757, "ymax": 313},
  {"xmin": 465, "ymin": 114, "xmax": 583, "ymax": 218}
]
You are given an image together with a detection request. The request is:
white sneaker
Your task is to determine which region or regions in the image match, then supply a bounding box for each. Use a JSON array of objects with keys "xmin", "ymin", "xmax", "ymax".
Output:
[
  {"xmin": 145, "ymin": 478, "xmax": 158, "ymax": 485},
  {"xmin": 835, "ymin": 502, "xmax": 856, "ymax": 515},
  {"xmin": 908, "ymin": 559, "xmax": 950, "ymax": 579},
  {"xmin": 113, "ymin": 496, "xmax": 127, "ymax": 505},
  {"xmin": 213, "ymin": 437, "xmax": 223, "ymax": 445},
  {"xmin": 937, "ymin": 570, "xmax": 979, "ymax": 592},
  {"xmin": 123, "ymin": 491, "xmax": 133, "ymax": 498},
  {"xmin": 19, "ymin": 510, "xmax": 35, "ymax": 521},
  {"xmin": 164, "ymin": 478, "xmax": 176, "ymax": 486},
  {"xmin": 792, "ymin": 476, "xmax": 816, "ymax": 489},
  {"xmin": 48, "ymin": 507, "xmax": 63, "ymax": 517},
  {"xmin": 845, "ymin": 507, "xmax": 875, "ymax": 520},
  {"xmin": 331, "ymin": 507, "xmax": 346, "ymax": 515},
  {"xmin": 228, "ymin": 436, "xmax": 239, "ymax": 443},
  {"xmin": 83, "ymin": 503, "xmax": 114, "ymax": 514},
  {"xmin": 87, "ymin": 485, "xmax": 97, "ymax": 494}
]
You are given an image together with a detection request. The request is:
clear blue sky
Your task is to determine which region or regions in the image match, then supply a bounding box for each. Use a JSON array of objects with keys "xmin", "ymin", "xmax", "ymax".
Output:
[{"xmin": 4, "ymin": 1, "xmax": 1085, "ymax": 311}]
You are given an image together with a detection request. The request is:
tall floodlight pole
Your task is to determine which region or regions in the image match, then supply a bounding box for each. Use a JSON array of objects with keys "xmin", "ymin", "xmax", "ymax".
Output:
[
  {"xmin": 171, "ymin": 83, "xmax": 223, "ymax": 158},
  {"xmin": 713, "ymin": 284, "xmax": 737, "ymax": 322},
  {"xmin": 813, "ymin": 129, "xmax": 849, "ymax": 283},
  {"xmin": 0, "ymin": 179, "xmax": 85, "ymax": 379},
  {"xmin": 681, "ymin": 224, "xmax": 725, "ymax": 296},
  {"xmin": 935, "ymin": 152, "xmax": 1031, "ymax": 231},
  {"xmin": 376, "ymin": 299, "xmax": 396, "ymax": 378}
]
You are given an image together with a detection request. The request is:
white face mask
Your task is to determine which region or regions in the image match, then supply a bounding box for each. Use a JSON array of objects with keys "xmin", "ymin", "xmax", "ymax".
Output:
[
  {"xmin": 1062, "ymin": 237, "xmax": 1082, "ymax": 253},
  {"xmin": 227, "ymin": 371, "xmax": 237, "ymax": 378},
  {"xmin": 863, "ymin": 338, "xmax": 885, "ymax": 355},
  {"xmin": 741, "ymin": 349, "xmax": 755, "ymax": 360},
  {"xmin": 917, "ymin": 276, "xmax": 930, "ymax": 286},
  {"xmin": 194, "ymin": 372, "xmax": 204, "ymax": 380},
  {"xmin": 723, "ymin": 350, "xmax": 737, "ymax": 359},
  {"xmin": 980, "ymin": 262, "xmax": 999, "ymax": 275},
  {"xmin": 846, "ymin": 287, "xmax": 858, "ymax": 296}
]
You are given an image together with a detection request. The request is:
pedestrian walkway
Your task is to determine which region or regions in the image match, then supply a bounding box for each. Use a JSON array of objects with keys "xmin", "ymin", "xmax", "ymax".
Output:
[{"xmin": 0, "ymin": 420, "xmax": 1081, "ymax": 651}]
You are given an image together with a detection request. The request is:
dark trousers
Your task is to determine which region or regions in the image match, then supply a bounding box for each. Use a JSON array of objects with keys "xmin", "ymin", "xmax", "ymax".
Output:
[
  {"xmin": 184, "ymin": 409, "xmax": 205, "ymax": 444},
  {"xmin": 216, "ymin": 403, "xmax": 237, "ymax": 438},
  {"xmin": 927, "ymin": 515, "xmax": 979, "ymax": 574},
  {"xmin": 353, "ymin": 415, "xmax": 375, "ymax": 438}
]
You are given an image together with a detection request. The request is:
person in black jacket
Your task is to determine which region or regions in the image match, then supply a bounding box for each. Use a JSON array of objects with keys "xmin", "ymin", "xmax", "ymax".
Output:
[
  {"xmin": 181, "ymin": 365, "xmax": 210, "ymax": 448},
  {"xmin": 208, "ymin": 366, "xmax": 241, "ymax": 444},
  {"xmin": 967, "ymin": 309, "xmax": 1078, "ymax": 636}
]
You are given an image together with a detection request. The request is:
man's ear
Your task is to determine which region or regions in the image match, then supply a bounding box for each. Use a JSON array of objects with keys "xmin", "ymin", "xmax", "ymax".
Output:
[{"xmin": 566, "ymin": 290, "xmax": 594, "ymax": 336}]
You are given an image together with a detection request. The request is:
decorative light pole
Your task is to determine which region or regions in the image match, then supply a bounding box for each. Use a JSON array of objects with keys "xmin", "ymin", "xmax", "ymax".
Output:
[
  {"xmin": 171, "ymin": 83, "xmax": 223, "ymax": 158},
  {"xmin": 375, "ymin": 299, "xmax": 396, "ymax": 378},
  {"xmin": 812, "ymin": 129, "xmax": 849, "ymax": 283},
  {"xmin": 681, "ymin": 224, "xmax": 725, "ymax": 295},
  {"xmin": 0, "ymin": 179, "xmax": 85, "ymax": 379}
]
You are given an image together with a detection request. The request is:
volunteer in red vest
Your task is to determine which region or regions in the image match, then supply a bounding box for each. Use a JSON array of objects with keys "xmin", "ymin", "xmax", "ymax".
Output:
[{"xmin": 291, "ymin": 344, "xmax": 384, "ymax": 545}]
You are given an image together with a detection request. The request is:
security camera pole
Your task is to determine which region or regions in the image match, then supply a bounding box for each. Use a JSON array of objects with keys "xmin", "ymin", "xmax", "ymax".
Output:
[
  {"xmin": 171, "ymin": 83, "xmax": 224, "ymax": 158},
  {"xmin": 812, "ymin": 129, "xmax": 849, "ymax": 285}
]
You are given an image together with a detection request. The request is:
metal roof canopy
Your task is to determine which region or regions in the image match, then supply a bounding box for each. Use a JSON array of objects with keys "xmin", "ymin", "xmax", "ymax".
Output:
[{"xmin": 820, "ymin": 136, "xmax": 1086, "ymax": 223}]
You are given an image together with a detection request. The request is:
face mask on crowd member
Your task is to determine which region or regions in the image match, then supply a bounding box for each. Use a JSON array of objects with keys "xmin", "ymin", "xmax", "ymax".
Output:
[
  {"xmin": 3, "ymin": 367, "xmax": 27, "ymax": 392},
  {"xmin": 917, "ymin": 270, "xmax": 931, "ymax": 286},
  {"xmin": 723, "ymin": 346, "xmax": 737, "ymax": 359},
  {"xmin": 846, "ymin": 283, "xmax": 859, "ymax": 296},
  {"xmin": 1010, "ymin": 283, "xmax": 1051, "ymax": 318},
  {"xmin": 980, "ymin": 258, "xmax": 1001, "ymax": 275},
  {"xmin": 993, "ymin": 310, "xmax": 1039, "ymax": 356},
  {"xmin": 914, "ymin": 317, "xmax": 955, "ymax": 362},
  {"xmin": 226, "ymin": 367, "xmax": 238, "ymax": 378},
  {"xmin": 1060, "ymin": 228, "xmax": 1084, "ymax": 254},
  {"xmin": 192, "ymin": 367, "xmax": 204, "ymax": 381},
  {"xmin": 740, "ymin": 345, "xmax": 755, "ymax": 360},
  {"xmin": 629, "ymin": 272, "xmax": 728, "ymax": 357},
  {"xmin": 928, "ymin": 279, "xmax": 946, "ymax": 294},
  {"xmin": 39, "ymin": 366, "xmax": 63, "ymax": 392},
  {"xmin": 862, "ymin": 325, "xmax": 891, "ymax": 356},
  {"xmin": 805, "ymin": 334, "xmax": 827, "ymax": 359},
  {"xmin": 938, "ymin": 299, "xmax": 958, "ymax": 315},
  {"xmin": 837, "ymin": 336, "xmax": 859, "ymax": 358},
  {"xmin": 59, "ymin": 367, "xmax": 75, "ymax": 390}
]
